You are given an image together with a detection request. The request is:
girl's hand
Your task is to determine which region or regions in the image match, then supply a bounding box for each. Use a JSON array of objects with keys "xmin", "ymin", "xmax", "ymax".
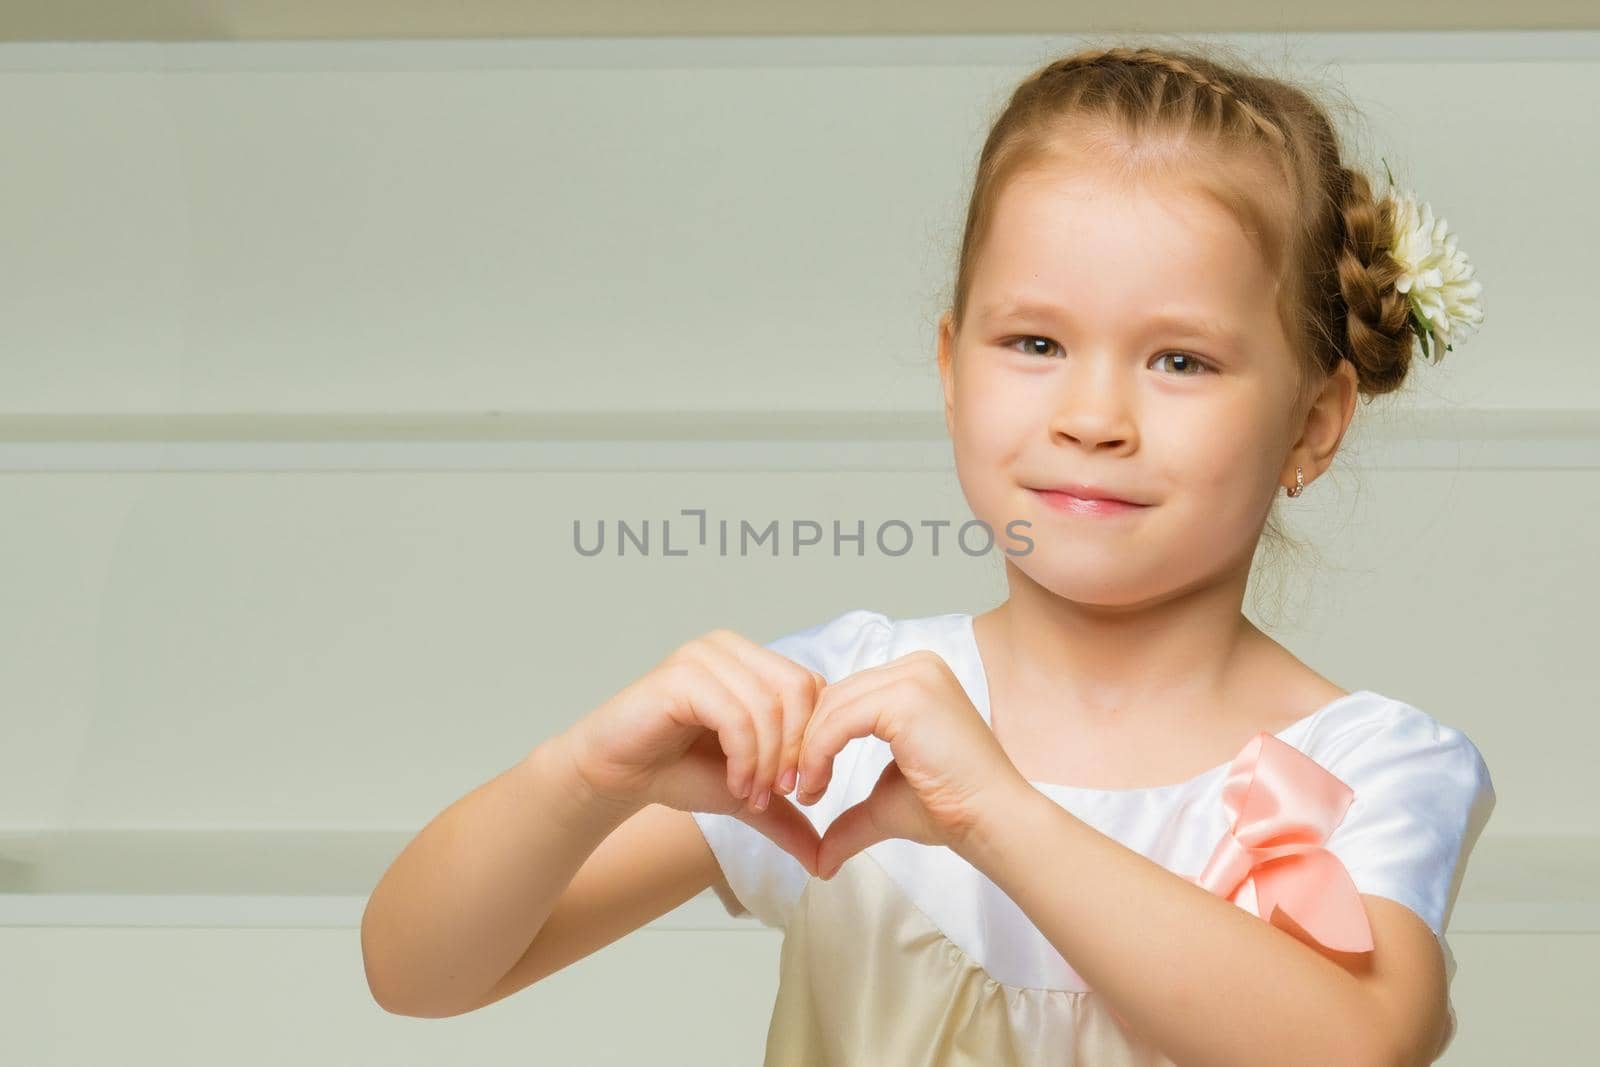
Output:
[
  {"xmin": 794, "ymin": 649, "xmax": 1033, "ymax": 878},
  {"xmin": 560, "ymin": 629, "xmax": 829, "ymax": 877}
]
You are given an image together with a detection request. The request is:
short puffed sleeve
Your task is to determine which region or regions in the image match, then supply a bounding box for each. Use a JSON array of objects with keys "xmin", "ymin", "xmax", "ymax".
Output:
[
  {"xmin": 1317, "ymin": 700, "xmax": 1495, "ymax": 1058},
  {"xmin": 690, "ymin": 608, "xmax": 893, "ymax": 928},
  {"xmin": 1320, "ymin": 700, "xmax": 1497, "ymax": 940}
]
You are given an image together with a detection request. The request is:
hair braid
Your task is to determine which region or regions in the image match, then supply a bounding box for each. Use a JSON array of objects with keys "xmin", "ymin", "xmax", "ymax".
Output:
[
  {"xmin": 1031, "ymin": 46, "xmax": 1288, "ymax": 148},
  {"xmin": 1333, "ymin": 164, "xmax": 1415, "ymax": 394}
]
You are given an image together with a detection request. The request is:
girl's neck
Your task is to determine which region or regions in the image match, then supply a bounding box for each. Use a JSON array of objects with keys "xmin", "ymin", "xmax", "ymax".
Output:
[
  {"xmin": 982, "ymin": 575, "xmax": 1262, "ymax": 717},
  {"xmin": 969, "ymin": 602, "xmax": 1347, "ymax": 789}
]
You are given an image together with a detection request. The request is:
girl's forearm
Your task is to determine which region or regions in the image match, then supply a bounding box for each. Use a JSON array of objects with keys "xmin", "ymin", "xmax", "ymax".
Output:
[
  {"xmin": 360, "ymin": 733, "xmax": 640, "ymax": 1017},
  {"xmin": 956, "ymin": 786, "xmax": 1391, "ymax": 1067}
]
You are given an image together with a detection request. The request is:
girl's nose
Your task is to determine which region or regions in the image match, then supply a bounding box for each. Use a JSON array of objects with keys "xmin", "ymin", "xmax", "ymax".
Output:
[{"xmin": 1047, "ymin": 375, "xmax": 1137, "ymax": 451}]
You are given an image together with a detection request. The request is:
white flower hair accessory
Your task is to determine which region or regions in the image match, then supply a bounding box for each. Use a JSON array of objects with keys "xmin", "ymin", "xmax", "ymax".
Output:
[{"xmin": 1380, "ymin": 158, "xmax": 1484, "ymax": 362}]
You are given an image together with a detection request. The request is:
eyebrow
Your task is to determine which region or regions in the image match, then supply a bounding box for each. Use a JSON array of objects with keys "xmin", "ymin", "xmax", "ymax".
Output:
[{"xmin": 978, "ymin": 300, "xmax": 1243, "ymax": 346}]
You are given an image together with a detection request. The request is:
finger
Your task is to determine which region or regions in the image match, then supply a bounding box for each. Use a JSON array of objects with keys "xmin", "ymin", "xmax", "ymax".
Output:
[
  {"xmin": 797, "ymin": 654, "xmax": 948, "ymax": 802},
  {"xmin": 754, "ymin": 663, "xmax": 824, "ymax": 800},
  {"xmin": 778, "ymin": 669, "xmax": 829, "ymax": 796},
  {"xmin": 797, "ymin": 670, "xmax": 903, "ymax": 805},
  {"xmin": 795, "ymin": 661, "xmax": 872, "ymax": 784},
  {"xmin": 664, "ymin": 656, "xmax": 759, "ymax": 800},
  {"xmin": 690, "ymin": 634, "xmax": 782, "ymax": 812},
  {"xmin": 796, "ymin": 659, "xmax": 921, "ymax": 799},
  {"xmin": 705, "ymin": 632, "xmax": 827, "ymax": 805},
  {"xmin": 796, "ymin": 672, "xmax": 855, "ymax": 804},
  {"xmin": 714, "ymin": 635, "xmax": 829, "ymax": 799}
]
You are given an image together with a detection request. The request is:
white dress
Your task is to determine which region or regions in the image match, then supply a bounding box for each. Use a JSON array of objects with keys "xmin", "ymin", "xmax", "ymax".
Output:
[{"xmin": 691, "ymin": 609, "xmax": 1497, "ymax": 1066}]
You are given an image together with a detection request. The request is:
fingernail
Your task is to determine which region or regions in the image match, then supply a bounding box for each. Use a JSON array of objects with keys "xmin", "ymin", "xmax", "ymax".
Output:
[
  {"xmin": 779, "ymin": 767, "xmax": 797, "ymax": 793},
  {"xmin": 755, "ymin": 789, "xmax": 770, "ymax": 811}
]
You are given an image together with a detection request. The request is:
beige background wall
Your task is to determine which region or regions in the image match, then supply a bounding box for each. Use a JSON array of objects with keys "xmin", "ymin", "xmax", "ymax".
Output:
[
  {"xmin": 0, "ymin": 26, "xmax": 1592, "ymax": 1065},
  {"xmin": 3, "ymin": 0, "xmax": 1600, "ymax": 38}
]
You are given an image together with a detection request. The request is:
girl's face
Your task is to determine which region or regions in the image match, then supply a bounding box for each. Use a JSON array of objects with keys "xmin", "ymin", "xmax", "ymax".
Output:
[{"xmin": 938, "ymin": 161, "xmax": 1322, "ymax": 607}]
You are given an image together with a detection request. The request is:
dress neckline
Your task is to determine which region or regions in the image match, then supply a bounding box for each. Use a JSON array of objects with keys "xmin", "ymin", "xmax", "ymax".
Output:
[{"xmin": 950, "ymin": 611, "xmax": 1373, "ymax": 799}]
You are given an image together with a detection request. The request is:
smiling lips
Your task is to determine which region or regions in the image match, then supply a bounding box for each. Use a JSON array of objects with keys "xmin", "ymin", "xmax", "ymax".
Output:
[
  {"xmin": 1031, "ymin": 486, "xmax": 1150, "ymax": 515},
  {"xmin": 1044, "ymin": 482, "xmax": 1145, "ymax": 505}
]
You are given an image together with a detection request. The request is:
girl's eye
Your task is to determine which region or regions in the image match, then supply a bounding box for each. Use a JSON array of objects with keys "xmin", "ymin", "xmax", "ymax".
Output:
[
  {"xmin": 1152, "ymin": 351, "xmax": 1214, "ymax": 376},
  {"xmin": 1005, "ymin": 336, "xmax": 1061, "ymax": 358},
  {"xmin": 1004, "ymin": 336, "xmax": 1214, "ymax": 376}
]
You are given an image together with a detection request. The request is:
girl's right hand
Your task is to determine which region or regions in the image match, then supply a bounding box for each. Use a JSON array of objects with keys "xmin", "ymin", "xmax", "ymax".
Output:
[{"xmin": 559, "ymin": 629, "xmax": 829, "ymax": 877}]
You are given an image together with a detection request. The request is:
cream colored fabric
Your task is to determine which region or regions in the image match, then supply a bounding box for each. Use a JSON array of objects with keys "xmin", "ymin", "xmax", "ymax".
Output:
[{"xmin": 763, "ymin": 851, "xmax": 1176, "ymax": 1067}]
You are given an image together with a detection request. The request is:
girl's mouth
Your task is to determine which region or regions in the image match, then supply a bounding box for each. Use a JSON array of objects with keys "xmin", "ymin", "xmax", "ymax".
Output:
[{"xmin": 1031, "ymin": 489, "xmax": 1150, "ymax": 516}]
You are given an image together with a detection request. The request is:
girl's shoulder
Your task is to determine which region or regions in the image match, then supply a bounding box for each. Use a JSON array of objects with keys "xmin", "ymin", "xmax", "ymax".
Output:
[
  {"xmin": 763, "ymin": 607, "xmax": 967, "ymax": 657},
  {"xmin": 1296, "ymin": 687, "xmax": 1494, "ymax": 795},
  {"xmin": 761, "ymin": 607, "xmax": 895, "ymax": 675},
  {"xmin": 762, "ymin": 607, "xmax": 963, "ymax": 680}
]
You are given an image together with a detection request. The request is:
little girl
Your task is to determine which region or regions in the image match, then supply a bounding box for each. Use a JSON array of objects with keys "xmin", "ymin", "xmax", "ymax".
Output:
[{"xmin": 362, "ymin": 42, "xmax": 1494, "ymax": 1067}]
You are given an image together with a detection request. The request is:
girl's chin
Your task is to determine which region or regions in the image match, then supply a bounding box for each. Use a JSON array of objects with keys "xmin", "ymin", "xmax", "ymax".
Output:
[{"xmin": 1011, "ymin": 563, "xmax": 1164, "ymax": 604}]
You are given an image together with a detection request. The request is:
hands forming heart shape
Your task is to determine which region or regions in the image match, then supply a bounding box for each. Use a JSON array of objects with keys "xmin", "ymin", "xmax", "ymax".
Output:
[
  {"xmin": 728, "ymin": 648, "xmax": 1033, "ymax": 879},
  {"xmin": 565, "ymin": 630, "xmax": 1035, "ymax": 883}
]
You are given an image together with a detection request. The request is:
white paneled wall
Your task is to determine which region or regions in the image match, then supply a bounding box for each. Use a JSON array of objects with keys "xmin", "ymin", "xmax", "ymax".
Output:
[{"xmin": 1, "ymin": 32, "xmax": 1594, "ymax": 1066}]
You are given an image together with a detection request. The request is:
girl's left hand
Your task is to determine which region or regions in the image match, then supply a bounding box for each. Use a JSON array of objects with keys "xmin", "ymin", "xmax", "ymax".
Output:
[{"xmin": 794, "ymin": 650, "xmax": 1033, "ymax": 878}]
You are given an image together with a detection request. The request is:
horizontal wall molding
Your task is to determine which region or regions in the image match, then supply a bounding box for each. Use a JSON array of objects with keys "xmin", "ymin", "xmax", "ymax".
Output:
[
  {"xmin": 0, "ymin": 827, "xmax": 746, "ymax": 931},
  {"xmin": 0, "ymin": 891, "xmax": 746, "ymax": 932},
  {"xmin": 2, "ymin": 31, "xmax": 1600, "ymax": 71},
  {"xmin": 0, "ymin": 829, "xmax": 1588, "ymax": 932},
  {"xmin": 1, "ymin": 409, "xmax": 1598, "ymax": 472}
]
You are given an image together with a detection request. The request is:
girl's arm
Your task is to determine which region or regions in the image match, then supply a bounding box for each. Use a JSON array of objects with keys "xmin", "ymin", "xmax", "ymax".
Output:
[
  {"xmin": 361, "ymin": 734, "xmax": 662, "ymax": 1017},
  {"xmin": 363, "ymin": 626, "xmax": 824, "ymax": 1018},
  {"xmin": 957, "ymin": 784, "xmax": 1447, "ymax": 1067}
]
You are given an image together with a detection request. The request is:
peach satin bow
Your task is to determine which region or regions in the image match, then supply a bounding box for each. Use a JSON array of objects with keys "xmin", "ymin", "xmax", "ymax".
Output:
[
  {"xmin": 1104, "ymin": 732, "xmax": 1374, "ymax": 1034},
  {"xmin": 1186, "ymin": 731, "xmax": 1374, "ymax": 954}
]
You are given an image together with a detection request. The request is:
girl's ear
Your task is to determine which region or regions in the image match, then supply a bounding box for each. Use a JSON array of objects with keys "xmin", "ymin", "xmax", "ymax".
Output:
[
  {"xmin": 937, "ymin": 310, "xmax": 958, "ymax": 438},
  {"xmin": 1287, "ymin": 357, "xmax": 1360, "ymax": 485}
]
